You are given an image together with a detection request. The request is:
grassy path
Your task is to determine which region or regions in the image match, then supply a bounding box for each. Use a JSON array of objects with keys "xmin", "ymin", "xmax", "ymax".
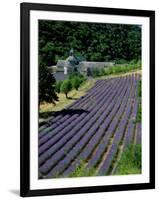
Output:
[{"xmin": 39, "ymin": 79, "xmax": 96, "ymax": 121}]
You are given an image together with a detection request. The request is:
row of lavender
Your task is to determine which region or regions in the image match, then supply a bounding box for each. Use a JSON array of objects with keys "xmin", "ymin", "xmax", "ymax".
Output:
[{"xmin": 39, "ymin": 74, "xmax": 141, "ymax": 178}]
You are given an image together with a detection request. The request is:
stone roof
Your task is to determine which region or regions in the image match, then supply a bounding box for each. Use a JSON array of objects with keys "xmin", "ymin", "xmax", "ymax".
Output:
[{"xmin": 56, "ymin": 60, "xmax": 66, "ymax": 68}]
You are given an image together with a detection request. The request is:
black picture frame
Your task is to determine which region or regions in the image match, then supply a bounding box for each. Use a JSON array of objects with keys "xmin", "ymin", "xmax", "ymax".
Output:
[{"xmin": 20, "ymin": 2, "xmax": 155, "ymax": 197}]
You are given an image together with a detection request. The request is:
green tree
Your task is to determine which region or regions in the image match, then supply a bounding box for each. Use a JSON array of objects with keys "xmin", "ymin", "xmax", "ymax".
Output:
[
  {"xmin": 60, "ymin": 79, "xmax": 72, "ymax": 98},
  {"xmin": 71, "ymin": 77, "xmax": 81, "ymax": 90},
  {"xmin": 39, "ymin": 62, "xmax": 58, "ymax": 105},
  {"xmin": 92, "ymin": 68, "xmax": 100, "ymax": 77},
  {"xmin": 55, "ymin": 81, "xmax": 63, "ymax": 93},
  {"xmin": 39, "ymin": 21, "xmax": 141, "ymax": 66}
]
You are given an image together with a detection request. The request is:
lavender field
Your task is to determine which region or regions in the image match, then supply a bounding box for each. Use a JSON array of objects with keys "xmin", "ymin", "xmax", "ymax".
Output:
[{"xmin": 38, "ymin": 74, "xmax": 141, "ymax": 179}]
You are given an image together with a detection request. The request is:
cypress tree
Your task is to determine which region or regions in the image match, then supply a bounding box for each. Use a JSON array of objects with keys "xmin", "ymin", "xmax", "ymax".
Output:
[{"xmin": 39, "ymin": 62, "xmax": 58, "ymax": 105}]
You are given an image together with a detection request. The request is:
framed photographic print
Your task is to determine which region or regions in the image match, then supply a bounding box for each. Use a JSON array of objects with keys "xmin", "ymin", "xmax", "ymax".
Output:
[{"xmin": 20, "ymin": 2, "xmax": 155, "ymax": 197}]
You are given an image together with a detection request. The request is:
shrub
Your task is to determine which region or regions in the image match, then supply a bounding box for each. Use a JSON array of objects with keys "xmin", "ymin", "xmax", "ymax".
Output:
[
  {"xmin": 136, "ymin": 104, "xmax": 142, "ymax": 122},
  {"xmin": 115, "ymin": 59, "xmax": 127, "ymax": 64},
  {"xmin": 68, "ymin": 72, "xmax": 79, "ymax": 80},
  {"xmin": 79, "ymin": 75, "xmax": 87, "ymax": 83},
  {"xmin": 138, "ymin": 80, "xmax": 142, "ymax": 97},
  {"xmin": 99, "ymin": 68, "xmax": 106, "ymax": 76},
  {"xmin": 90, "ymin": 59, "xmax": 141, "ymax": 78},
  {"xmin": 115, "ymin": 66, "xmax": 123, "ymax": 73},
  {"xmin": 105, "ymin": 67, "xmax": 113, "ymax": 75},
  {"xmin": 71, "ymin": 77, "xmax": 81, "ymax": 90},
  {"xmin": 92, "ymin": 68, "xmax": 100, "ymax": 77},
  {"xmin": 55, "ymin": 81, "xmax": 63, "ymax": 93},
  {"xmin": 69, "ymin": 73, "xmax": 86, "ymax": 85},
  {"xmin": 60, "ymin": 79, "xmax": 72, "ymax": 98},
  {"xmin": 136, "ymin": 79, "xmax": 142, "ymax": 122},
  {"xmin": 136, "ymin": 59, "xmax": 142, "ymax": 69}
]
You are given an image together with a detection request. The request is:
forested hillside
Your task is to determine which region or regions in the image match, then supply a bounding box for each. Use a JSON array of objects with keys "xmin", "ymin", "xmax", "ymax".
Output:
[{"xmin": 39, "ymin": 20, "xmax": 141, "ymax": 66}]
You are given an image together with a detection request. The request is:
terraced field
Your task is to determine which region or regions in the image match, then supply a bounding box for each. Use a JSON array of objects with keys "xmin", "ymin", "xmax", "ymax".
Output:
[{"xmin": 39, "ymin": 73, "xmax": 141, "ymax": 179}]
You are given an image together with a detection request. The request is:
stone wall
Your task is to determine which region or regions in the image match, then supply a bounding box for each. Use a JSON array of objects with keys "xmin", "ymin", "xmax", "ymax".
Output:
[
  {"xmin": 48, "ymin": 60, "xmax": 115, "ymax": 78},
  {"xmin": 56, "ymin": 60, "xmax": 114, "ymax": 70}
]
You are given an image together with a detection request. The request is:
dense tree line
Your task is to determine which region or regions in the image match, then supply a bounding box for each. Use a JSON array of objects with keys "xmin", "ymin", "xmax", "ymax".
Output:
[
  {"xmin": 39, "ymin": 20, "xmax": 141, "ymax": 66},
  {"xmin": 38, "ymin": 20, "xmax": 141, "ymax": 104}
]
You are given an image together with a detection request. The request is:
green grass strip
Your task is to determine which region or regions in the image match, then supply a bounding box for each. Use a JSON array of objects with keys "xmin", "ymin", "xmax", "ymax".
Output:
[{"xmin": 115, "ymin": 144, "xmax": 141, "ymax": 175}]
